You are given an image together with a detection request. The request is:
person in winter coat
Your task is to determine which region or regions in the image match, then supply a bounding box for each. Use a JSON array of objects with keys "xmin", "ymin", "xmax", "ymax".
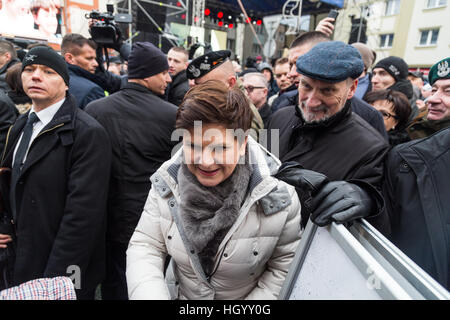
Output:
[
  {"xmin": 85, "ymin": 42, "xmax": 177, "ymax": 300},
  {"xmin": 166, "ymin": 46, "xmax": 189, "ymax": 106},
  {"xmin": 371, "ymin": 56, "xmax": 420, "ymax": 124},
  {"xmin": 0, "ymin": 46, "xmax": 111, "ymax": 299},
  {"xmin": 0, "ymin": 40, "xmax": 20, "ymax": 93},
  {"xmin": 267, "ymin": 41, "xmax": 389, "ymax": 228},
  {"xmin": 61, "ymin": 33, "xmax": 125, "ymax": 109},
  {"xmin": 186, "ymin": 50, "xmax": 264, "ymax": 141},
  {"xmin": 271, "ymin": 32, "xmax": 388, "ymax": 140},
  {"xmin": 257, "ymin": 62, "xmax": 279, "ymax": 98},
  {"xmin": 407, "ymin": 57, "xmax": 450, "ymax": 139},
  {"xmin": 126, "ymin": 80, "xmax": 301, "ymax": 300},
  {"xmin": 383, "ymin": 126, "xmax": 450, "ymax": 290},
  {"xmin": 5, "ymin": 63, "xmax": 32, "ymax": 114},
  {"xmin": 364, "ymin": 89, "xmax": 412, "ymax": 146}
]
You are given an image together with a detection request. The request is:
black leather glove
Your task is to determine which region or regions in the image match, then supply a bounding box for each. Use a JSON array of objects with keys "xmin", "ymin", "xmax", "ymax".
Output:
[
  {"xmin": 274, "ymin": 162, "xmax": 329, "ymax": 195},
  {"xmin": 274, "ymin": 162, "xmax": 329, "ymax": 227},
  {"xmin": 310, "ymin": 181, "xmax": 374, "ymax": 227}
]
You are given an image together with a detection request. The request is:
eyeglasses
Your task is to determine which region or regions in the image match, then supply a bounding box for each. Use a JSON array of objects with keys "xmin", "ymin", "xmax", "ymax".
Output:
[
  {"xmin": 379, "ymin": 110, "xmax": 397, "ymax": 119},
  {"xmin": 244, "ymin": 85, "xmax": 265, "ymax": 93}
]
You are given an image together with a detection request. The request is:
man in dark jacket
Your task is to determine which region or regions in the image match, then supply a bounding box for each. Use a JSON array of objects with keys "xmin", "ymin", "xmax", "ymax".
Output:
[
  {"xmin": 85, "ymin": 42, "xmax": 177, "ymax": 300},
  {"xmin": 61, "ymin": 33, "xmax": 124, "ymax": 109},
  {"xmin": 0, "ymin": 90, "xmax": 18, "ymax": 154},
  {"xmin": 271, "ymin": 32, "xmax": 387, "ymax": 140},
  {"xmin": 0, "ymin": 40, "xmax": 20, "ymax": 93},
  {"xmin": 0, "ymin": 46, "xmax": 111, "ymax": 299},
  {"xmin": 166, "ymin": 46, "xmax": 189, "ymax": 106},
  {"xmin": 383, "ymin": 126, "xmax": 450, "ymax": 290},
  {"xmin": 372, "ymin": 56, "xmax": 420, "ymax": 123},
  {"xmin": 268, "ymin": 41, "xmax": 389, "ymax": 227}
]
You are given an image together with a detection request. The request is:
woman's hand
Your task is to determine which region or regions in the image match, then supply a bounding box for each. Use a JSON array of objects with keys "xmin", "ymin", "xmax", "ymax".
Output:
[{"xmin": 0, "ymin": 233, "xmax": 12, "ymax": 249}]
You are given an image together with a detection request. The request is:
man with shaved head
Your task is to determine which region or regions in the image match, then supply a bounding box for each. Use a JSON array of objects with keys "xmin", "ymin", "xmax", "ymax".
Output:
[{"xmin": 186, "ymin": 50, "xmax": 264, "ymax": 140}]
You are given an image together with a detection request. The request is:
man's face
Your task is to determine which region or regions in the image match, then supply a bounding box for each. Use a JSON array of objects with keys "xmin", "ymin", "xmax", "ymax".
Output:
[
  {"xmin": 0, "ymin": 52, "xmax": 11, "ymax": 69},
  {"xmin": 407, "ymin": 75, "xmax": 424, "ymax": 89},
  {"xmin": 143, "ymin": 69, "xmax": 172, "ymax": 95},
  {"xmin": 21, "ymin": 64, "xmax": 67, "ymax": 109},
  {"xmin": 243, "ymin": 75, "xmax": 268, "ymax": 109},
  {"xmin": 167, "ymin": 49, "xmax": 187, "ymax": 76},
  {"xmin": 298, "ymin": 75, "xmax": 357, "ymax": 123},
  {"xmin": 371, "ymin": 68, "xmax": 396, "ymax": 91},
  {"xmin": 274, "ymin": 62, "xmax": 291, "ymax": 91},
  {"xmin": 69, "ymin": 44, "xmax": 98, "ymax": 74},
  {"xmin": 288, "ymin": 44, "xmax": 311, "ymax": 87},
  {"xmin": 426, "ymin": 79, "xmax": 450, "ymax": 121}
]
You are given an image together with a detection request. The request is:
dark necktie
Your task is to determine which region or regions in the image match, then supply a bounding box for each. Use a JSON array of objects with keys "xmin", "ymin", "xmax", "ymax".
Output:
[{"xmin": 10, "ymin": 112, "xmax": 39, "ymax": 220}]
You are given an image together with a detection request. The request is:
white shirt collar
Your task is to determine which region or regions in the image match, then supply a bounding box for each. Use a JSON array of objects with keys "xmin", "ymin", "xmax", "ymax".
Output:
[{"xmin": 30, "ymin": 98, "xmax": 66, "ymax": 127}]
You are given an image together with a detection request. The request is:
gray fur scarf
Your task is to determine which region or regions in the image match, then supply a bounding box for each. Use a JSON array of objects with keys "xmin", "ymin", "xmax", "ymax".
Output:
[{"xmin": 178, "ymin": 160, "xmax": 252, "ymax": 277}]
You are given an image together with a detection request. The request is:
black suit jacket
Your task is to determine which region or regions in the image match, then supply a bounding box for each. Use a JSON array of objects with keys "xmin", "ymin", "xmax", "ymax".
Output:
[{"xmin": 0, "ymin": 94, "xmax": 111, "ymax": 297}]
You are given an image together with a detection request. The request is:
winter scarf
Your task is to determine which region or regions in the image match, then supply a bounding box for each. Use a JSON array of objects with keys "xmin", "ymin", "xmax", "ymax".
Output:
[{"xmin": 177, "ymin": 157, "xmax": 252, "ymax": 277}]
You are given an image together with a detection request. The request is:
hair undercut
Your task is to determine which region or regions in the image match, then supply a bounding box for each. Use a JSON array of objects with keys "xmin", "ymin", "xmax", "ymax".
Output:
[
  {"xmin": 0, "ymin": 39, "xmax": 17, "ymax": 59},
  {"xmin": 290, "ymin": 31, "xmax": 330, "ymax": 49},
  {"xmin": 61, "ymin": 33, "xmax": 97, "ymax": 56}
]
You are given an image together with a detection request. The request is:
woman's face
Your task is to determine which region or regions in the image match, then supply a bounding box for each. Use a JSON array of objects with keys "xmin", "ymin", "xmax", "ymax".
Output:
[
  {"xmin": 372, "ymin": 99, "xmax": 398, "ymax": 131},
  {"xmin": 183, "ymin": 123, "xmax": 247, "ymax": 187},
  {"xmin": 35, "ymin": 6, "xmax": 58, "ymax": 36}
]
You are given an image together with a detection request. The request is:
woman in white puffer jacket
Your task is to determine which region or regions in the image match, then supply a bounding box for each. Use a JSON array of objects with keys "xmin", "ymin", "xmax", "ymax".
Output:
[{"xmin": 126, "ymin": 80, "xmax": 301, "ymax": 300}]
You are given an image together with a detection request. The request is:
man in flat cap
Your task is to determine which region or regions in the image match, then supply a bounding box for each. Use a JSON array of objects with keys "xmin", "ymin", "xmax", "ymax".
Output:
[
  {"xmin": 271, "ymin": 32, "xmax": 387, "ymax": 140},
  {"xmin": 85, "ymin": 42, "xmax": 178, "ymax": 300},
  {"xmin": 0, "ymin": 46, "xmax": 111, "ymax": 299},
  {"xmin": 407, "ymin": 57, "xmax": 450, "ymax": 139},
  {"xmin": 268, "ymin": 41, "xmax": 389, "ymax": 227},
  {"xmin": 186, "ymin": 50, "xmax": 264, "ymax": 140}
]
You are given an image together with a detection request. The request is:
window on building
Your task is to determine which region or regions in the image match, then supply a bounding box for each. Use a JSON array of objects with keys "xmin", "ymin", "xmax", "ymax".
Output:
[
  {"xmin": 380, "ymin": 33, "xmax": 394, "ymax": 48},
  {"xmin": 385, "ymin": 0, "xmax": 401, "ymax": 15},
  {"xmin": 419, "ymin": 29, "xmax": 439, "ymax": 46},
  {"xmin": 427, "ymin": 0, "xmax": 447, "ymax": 8}
]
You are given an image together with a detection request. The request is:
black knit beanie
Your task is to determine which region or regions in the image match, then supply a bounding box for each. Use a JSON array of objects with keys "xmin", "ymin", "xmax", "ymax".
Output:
[
  {"xmin": 21, "ymin": 46, "xmax": 70, "ymax": 86},
  {"xmin": 128, "ymin": 42, "xmax": 169, "ymax": 79},
  {"xmin": 373, "ymin": 56, "xmax": 409, "ymax": 82}
]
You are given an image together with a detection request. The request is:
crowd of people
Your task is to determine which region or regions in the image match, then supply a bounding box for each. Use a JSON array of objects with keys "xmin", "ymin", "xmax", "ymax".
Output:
[{"xmin": 0, "ymin": 13, "xmax": 448, "ymax": 300}]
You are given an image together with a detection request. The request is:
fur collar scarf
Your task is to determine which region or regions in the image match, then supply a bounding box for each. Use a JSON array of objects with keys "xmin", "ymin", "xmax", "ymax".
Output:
[{"xmin": 177, "ymin": 159, "xmax": 252, "ymax": 277}]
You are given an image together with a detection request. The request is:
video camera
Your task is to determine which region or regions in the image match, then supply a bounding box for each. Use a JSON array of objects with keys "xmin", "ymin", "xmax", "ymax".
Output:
[{"xmin": 85, "ymin": 4, "xmax": 131, "ymax": 48}]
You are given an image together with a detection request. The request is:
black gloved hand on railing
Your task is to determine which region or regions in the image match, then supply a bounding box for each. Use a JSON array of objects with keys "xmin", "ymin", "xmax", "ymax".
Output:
[
  {"xmin": 309, "ymin": 181, "xmax": 374, "ymax": 227},
  {"xmin": 274, "ymin": 162, "xmax": 376, "ymax": 227}
]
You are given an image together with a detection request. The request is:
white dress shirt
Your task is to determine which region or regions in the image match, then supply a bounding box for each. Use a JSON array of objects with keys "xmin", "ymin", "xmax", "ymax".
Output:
[{"xmin": 12, "ymin": 98, "xmax": 66, "ymax": 165}]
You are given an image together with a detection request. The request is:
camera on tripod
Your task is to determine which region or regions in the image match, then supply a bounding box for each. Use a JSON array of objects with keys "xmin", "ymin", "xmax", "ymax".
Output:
[{"xmin": 85, "ymin": 4, "xmax": 131, "ymax": 47}]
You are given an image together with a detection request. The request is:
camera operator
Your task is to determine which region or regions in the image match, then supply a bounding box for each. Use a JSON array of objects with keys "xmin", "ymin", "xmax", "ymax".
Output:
[{"xmin": 60, "ymin": 11, "xmax": 131, "ymax": 109}]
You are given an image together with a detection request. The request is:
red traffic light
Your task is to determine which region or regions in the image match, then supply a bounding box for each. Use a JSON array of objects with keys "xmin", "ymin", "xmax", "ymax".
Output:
[
  {"xmin": 229, "ymin": 23, "xmax": 234, "ymax": 29},
  {"xmin": 256, "ymin": 19, "xmax": 262, "ymax": 25},
  {"xmin": 218, "ymin": 11, "xmax": 224, "ymax": 19},
  {"xmin": 205, "ymin": 8, "xmax": 210, "ymax": 16},
  {"xmin": 218, "ymin": 21, "xmax": 224, "ymax": 27},
  {"xmin": 246, "ymin": 17, "xmax": 251, "ymax": 23}
]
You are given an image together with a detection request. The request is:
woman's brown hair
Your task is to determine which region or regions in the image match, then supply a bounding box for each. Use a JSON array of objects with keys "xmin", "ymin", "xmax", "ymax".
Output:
[
  {"xmin": 176, "ymin": 80, "xmax": 254, "ymax": 133},
  {"xmin": 5, "ymin": 63, "xmax": 25, "ymax": 95}
]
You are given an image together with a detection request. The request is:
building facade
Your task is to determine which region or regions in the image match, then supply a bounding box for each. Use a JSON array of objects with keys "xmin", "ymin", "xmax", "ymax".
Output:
[{"xmin": 334, "ymin": 0, "xmax": 449, "ymax": 71}]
